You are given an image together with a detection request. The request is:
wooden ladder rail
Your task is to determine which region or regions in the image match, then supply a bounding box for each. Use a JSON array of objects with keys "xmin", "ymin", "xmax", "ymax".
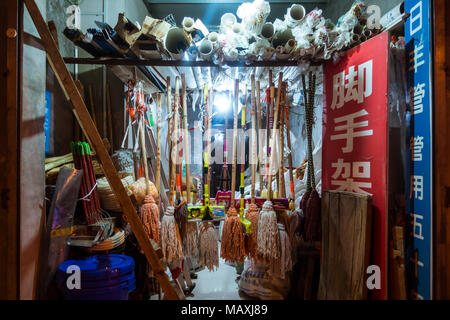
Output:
[{"xmin": 23, "ymin": 0, "xmax": 179, "ymax": 300}]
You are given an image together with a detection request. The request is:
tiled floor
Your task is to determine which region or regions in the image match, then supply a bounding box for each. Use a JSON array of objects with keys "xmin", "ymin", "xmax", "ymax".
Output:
[{"xmin": 187, "ymin": 256, "xmax": 242, "ymax": 300}]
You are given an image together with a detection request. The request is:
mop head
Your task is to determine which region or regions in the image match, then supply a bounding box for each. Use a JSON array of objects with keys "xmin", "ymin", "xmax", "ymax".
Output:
[
  {"xmin": 245, "ymin": 203, "xmax": 260, "ymax": 261},
  {"xmin": 271, "ymin": 223, "xmax": 292, "ymax": 280},
  {"xmin": 257, "ymin": 201, "xmax": 280, "ymax": 264},
  {"xmin": 305, "ymin": 190, "xmax": 321, "ymax": 242},
  {"xmin": 220, "ymin": 207, "xmax": 246, "ymax": 263},
  {"xmin": 140, "ymin": 194, "xmax": 160, "ymax": 244},
  {"xmin": 161, "ymin": 206, "xmax": 184, "ymax": 265},
  {"xmin": 198, "ymin": 222, "xmax": 219, "ymax": 271},
  {"xmin": 174, "ymin": 200, "xmax": 188, "ymax": 242},
  {"xmin": 298, "ymin": 190, "xmax": 311, "ymax": 237},
  {"xmin": 184, "ymin": 222, "xmax": 199, "ymax": 258}
]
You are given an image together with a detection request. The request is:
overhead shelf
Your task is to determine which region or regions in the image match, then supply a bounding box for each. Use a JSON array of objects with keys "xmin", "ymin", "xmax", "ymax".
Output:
[{"xmin": 63, "ymin": 57, "xmax": 320, "ymax": 68}]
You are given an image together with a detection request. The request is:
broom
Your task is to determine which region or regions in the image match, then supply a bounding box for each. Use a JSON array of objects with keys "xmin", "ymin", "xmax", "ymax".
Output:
[
  {"xmin": 246, "ymin": 74, "xmax": 261, "ymax": 260},
  {"xmin": 220, "ymin": 79, "xmax": 246, "ymax": 264},
  {"xmin": 161, "ymin": 77, "xmax": 184, "ymax": 268},
  {"xmin": 258, "ymin": 72, "xmax": 283, "ymax": 266},
  {"xmin": 173, "ymin": 77, "xmax": 189, "ymax": 241}
]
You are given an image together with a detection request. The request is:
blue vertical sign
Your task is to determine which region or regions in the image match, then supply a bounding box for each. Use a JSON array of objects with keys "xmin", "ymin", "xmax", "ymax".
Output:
[
  {"xmin": 405, "ymin": 0, "xmax": 432, "ymax": 300},
  {"xmin": 44, "ymin": 90, "xmax": 51, "ymax": 156}
]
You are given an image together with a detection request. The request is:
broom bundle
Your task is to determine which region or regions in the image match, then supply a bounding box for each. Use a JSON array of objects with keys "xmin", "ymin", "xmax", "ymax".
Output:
[
  {"xmin": 221, "ymin": 207, "xmax": 246, "ymax": 263},
  {"xmin": 161, "ymin": 206, "xmax": 184, "ymax": 265},
  {"xmin": 140, "ymin": 194, "xmax": 160, "ymax": 244},
  {"xmin": 198, "ymin": 222, "xmax": 219, "ymax": 271}
]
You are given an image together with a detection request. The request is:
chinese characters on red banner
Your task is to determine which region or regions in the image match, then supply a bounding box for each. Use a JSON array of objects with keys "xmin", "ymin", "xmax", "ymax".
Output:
[{"xmin": 323, "ymin": 32, "xmax": 389, "ymax": 300}]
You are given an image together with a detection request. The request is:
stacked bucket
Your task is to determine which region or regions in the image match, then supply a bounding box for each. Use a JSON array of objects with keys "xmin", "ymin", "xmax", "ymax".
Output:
[{"xmin": 56, "ymin": 254, "xmax": 135, "ymax": 300}]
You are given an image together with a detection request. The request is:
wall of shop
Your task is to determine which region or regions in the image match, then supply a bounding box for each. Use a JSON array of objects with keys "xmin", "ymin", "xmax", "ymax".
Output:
[{"xmin": 22, "ymin": 0, "xmax": 47, "ymax": 300}]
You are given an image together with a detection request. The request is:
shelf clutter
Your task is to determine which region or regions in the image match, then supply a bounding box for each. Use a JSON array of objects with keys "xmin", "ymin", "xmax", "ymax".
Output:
[{"xmin": 63, "ymin": 1, "xmax": 381, "ymax": 68}]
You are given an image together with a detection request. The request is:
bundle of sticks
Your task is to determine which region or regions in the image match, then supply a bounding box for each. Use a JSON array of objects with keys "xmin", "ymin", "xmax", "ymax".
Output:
[{"xmin": 71, "ymin": 141, "xmax": 102, "ymax": 225}]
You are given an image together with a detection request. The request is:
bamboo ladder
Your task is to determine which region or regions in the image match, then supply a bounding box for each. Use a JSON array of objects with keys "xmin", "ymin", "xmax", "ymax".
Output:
[{"xmin": 23, "ymin": 0, "xmax": 179, "ymax": 299}]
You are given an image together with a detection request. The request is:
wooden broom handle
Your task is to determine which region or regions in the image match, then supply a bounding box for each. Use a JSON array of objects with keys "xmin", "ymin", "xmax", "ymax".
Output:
[
  {"xmin": 267, "ymin": 73, "xmax": 283, "ymax": 201},
  {"xmin": 284, "ymin": 84, "xmax": 295, "ymax": 200},
  {"xmin": 156, "ymin": 93, "xmax": 162, "ymax": 197},
  {"xmin": 167, "ymin": 76, "xmax": 176, "ymax": 207},
  {"xmin": 231, "ymin": 79, "xmax": 239, "ymax": 205},
  {"xmin": 251, "ymin": 75, "xmax": 257, "ymax": 203},
  {"xmin": 172, "ymin": 77, "xmax": 181, "ymax": 202},
  {"xmin": 181, "ymin": 74, "xmax": 191, "ymax": 204},
  {"xmin": 139, "ymin": 116, "xmax": 150, "ymax": 195},
  {"xmin": 256, "ymin": 80, "xmax": 263, "ymax": 198}
]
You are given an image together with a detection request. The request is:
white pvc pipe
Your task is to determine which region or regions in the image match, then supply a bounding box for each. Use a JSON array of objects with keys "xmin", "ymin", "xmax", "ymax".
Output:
[
  {"xmin": 286, "ymin": 4, "xmax": 306, "ymax": 27},
  {"xmin": 182, "ymin": 17, "xmax": 195, "ymax": 33},
  {"xmin": 260, "ymin": 22, "xmax": 275, "ymax": 41},
  {"xmin": 199, "ymin": 39, "xmax": 213, "ymax": 61}
]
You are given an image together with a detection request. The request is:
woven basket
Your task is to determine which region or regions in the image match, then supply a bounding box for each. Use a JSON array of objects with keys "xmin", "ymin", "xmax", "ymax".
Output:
[{"xmin": 97, "ymin": 173, "xmax": 135, "ymax": 212}]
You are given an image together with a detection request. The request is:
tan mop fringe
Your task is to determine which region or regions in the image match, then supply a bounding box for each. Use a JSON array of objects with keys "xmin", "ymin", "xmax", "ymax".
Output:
[
  {"xmin": 220, "ymin": 207, "xmax": 246, "ymax": 263},
  {"xmin": 161, "ymin": 206, "xmax": 184, "ymax": 265},
  {"xmin": 184, "ymin": 222, "xmax": 199, "ymax": 258},
  {"xmin": 198, "ymin": 222, "xmax": 219, "ymax": 271},
  {"xmin": 257, "ymin": 201, "xmax": 280, "ymax": 264},
  {"xmin": 271, "ymin": 223, "xmax": 292, "ymax": 279},
  {"xmin": 140, "ymin": 194, "xmax": 160, "ymax": 244},
  {"xmin": 245, "ymin": 203, "xmax": 260, "ymax": 261}
]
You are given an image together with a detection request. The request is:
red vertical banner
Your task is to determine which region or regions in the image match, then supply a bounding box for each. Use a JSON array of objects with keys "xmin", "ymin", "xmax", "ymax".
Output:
[{"xmin": 322, "ymin": 32, "xmax": 389, "ymax": 300}]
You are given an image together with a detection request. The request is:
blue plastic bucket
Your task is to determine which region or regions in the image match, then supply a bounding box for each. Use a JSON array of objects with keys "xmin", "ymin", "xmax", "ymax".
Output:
[{"xmin": 56, "ymin": 254, "xmax": 135, "ymax": 300}]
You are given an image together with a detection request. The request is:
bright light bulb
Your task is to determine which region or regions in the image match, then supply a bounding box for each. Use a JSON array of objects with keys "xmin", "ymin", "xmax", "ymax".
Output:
[{"xmin": 215, "ymin": 94, "xmax": 230, "ymax": 113}]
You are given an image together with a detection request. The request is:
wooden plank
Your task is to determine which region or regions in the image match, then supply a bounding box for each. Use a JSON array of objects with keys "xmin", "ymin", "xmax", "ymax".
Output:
[
  {"xmin": 318, "ymin": 190, "xmax": 372, "ymax": 300},
  {"xmin": 0, "ymin": 0, "xmax": 19, "ymax": 300},
  {"xmin": 23, "ymin": 0, "xmax": 178, "ymax": 300}
]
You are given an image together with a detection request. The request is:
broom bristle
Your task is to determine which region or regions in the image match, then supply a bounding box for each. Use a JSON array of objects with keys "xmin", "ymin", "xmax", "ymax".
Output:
[{"xmin": 220, "ymin": 207, "xmax": 246, "ymax": 263}]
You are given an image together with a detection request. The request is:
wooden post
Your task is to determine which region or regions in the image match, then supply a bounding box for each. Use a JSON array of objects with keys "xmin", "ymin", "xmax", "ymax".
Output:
[{"xmin": 23, "ymin": 0, "xmax": 178, "ymax": 300}]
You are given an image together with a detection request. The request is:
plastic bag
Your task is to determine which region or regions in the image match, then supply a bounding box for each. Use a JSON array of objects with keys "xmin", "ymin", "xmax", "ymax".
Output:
[{"xmin": 237, "ymin": 0, "xmax": 271, "ymax": 36}]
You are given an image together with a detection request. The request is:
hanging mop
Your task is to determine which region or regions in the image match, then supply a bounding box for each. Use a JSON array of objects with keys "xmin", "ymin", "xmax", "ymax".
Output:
[
  {"xmin": 161, "ymin": 78, "xmax": 184, "ymax": 268},
  {"xmin": 258, "ymin": 72, "xmax": 284, "ymax": 266},
  {"xmin": 221, "ymin": 79, "xmax": 246, "ymax": 264},
  {"xmin": 300, "ymin": 72, "xmax": 321, "ymax": 242}
]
